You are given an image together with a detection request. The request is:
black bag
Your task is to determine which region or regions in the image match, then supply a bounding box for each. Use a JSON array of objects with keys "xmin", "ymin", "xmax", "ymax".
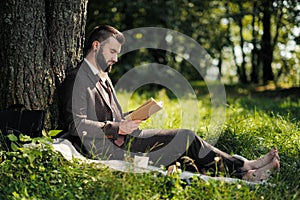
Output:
[{"xmin": 0, "ymin": 104, "xmax": 45, "ymax": 138}]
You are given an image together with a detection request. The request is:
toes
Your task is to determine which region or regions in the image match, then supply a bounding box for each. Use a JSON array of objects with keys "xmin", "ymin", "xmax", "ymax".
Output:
[
  {"xmin": 270, "ymin": 148, "xmax": 280, "ymax": 161},
  {"xmin": 243, "ymin": 157, "xmax": 280, "ymax": 182},
  {"xmin": 243, "ymin": 169, "xmax": 271, "ymax": 182},
  {"xmin": 273, "ymin": 149, "xmax": 280, "ymax": 160},
  {"xmin": 274, "ymin": 158, "xmax": 280, "ymax": 170},
  {"xmin": 270, "ymin": 148, "xmax": 277, "ymax": 156}
]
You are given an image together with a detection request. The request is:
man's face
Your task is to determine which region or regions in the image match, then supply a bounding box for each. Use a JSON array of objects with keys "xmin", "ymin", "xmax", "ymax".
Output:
[{"xmin": 96, "ymin": 37, "xmax": 121, "ymax": 72}]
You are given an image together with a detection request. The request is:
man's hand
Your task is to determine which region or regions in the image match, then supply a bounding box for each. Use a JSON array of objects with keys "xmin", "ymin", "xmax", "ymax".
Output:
[{"xmin": 118, "ymin": 120, "xmax": 141, "ymax": 135}]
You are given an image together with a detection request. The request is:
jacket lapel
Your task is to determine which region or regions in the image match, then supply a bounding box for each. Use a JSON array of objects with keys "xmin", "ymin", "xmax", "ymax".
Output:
[
  {"xmin": 96, "ymin": 79, "xmax": 112, "ymax": 110},
  {"xmin": 81, "ymin": 62, "xmax": 113, "ymax": 110},
  {"xmin": 106, "ymin": 78, "xmax": 121, "ymax": 108}
]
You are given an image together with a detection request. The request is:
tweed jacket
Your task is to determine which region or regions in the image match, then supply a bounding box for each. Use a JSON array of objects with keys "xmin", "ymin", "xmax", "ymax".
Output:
[{"xmin": 61, "ymin": 61, "xmax": 123, "ymax": 141}]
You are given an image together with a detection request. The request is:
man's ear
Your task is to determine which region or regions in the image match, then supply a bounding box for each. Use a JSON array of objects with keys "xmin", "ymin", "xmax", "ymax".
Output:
[{"xmin": 92, "ymin": 40, "xmax": 100, "ymax": 50}]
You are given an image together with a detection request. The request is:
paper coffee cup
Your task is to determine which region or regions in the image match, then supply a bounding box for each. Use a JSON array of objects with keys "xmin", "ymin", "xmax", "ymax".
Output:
[{"xmin": 134, "ymin": 155, "xmax": 149, "ymax": 168}]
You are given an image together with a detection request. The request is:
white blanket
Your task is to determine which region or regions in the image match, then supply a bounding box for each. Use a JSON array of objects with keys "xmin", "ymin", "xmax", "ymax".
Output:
[{"xmin": 50, "ymin": 138, "xmax": 272, "ymax": 186}]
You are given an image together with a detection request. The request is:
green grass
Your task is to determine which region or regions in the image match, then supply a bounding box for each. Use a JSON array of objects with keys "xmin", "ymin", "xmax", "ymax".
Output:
[{"xmin": 0, "ymin": 84, "xmax": 299, "ymax": 199}]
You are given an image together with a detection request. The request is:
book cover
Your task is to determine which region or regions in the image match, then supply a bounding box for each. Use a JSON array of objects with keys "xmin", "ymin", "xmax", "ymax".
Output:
[{"xmin": 125, "ymin": 98, "xmax": 163, "ymax": 120}]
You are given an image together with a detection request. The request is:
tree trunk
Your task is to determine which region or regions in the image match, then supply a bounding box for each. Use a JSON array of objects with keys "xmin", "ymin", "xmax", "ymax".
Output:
[
  {"xmin": 237, "ymin": 2, "xmax": 248, "ymax": 84},
  {"xmin": 250, "ymin": 1, "xmax": 259, "ymax": 84},
  {"xmin": 217, "ymin": 48, "xmax": 223, "ymax": 78},
  {"xmin": 261, "ymin": 0, "xmax": 274, "ymax": 84},
  {"xmin": 0, "ymin": 0, "xmax": 88, "ymax": 130}
]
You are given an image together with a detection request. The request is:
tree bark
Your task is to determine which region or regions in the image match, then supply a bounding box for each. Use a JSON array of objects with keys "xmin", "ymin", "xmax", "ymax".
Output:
[
  {"xmin": 261, "ymin": 0, "xmax": 274, "ymax": 84},
  {"xmin": 237, "ymin": 2, "xmax": 248, "ymax": 84},
  {"xmin": 0, "ymin": 0, "xmax": 88, "ymax": 130},
  {"xmin": 250, "ymin": 1, "xmax": 260, "ymax": 84},
  {"xmin": 0, "ymin": 0, "xmax": 46, "ymax": 109}
]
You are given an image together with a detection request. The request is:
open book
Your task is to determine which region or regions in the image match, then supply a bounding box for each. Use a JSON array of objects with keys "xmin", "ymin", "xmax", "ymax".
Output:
[{"xmin": 124, "ymin": 98, "xmax": 163, "ymax": 121}]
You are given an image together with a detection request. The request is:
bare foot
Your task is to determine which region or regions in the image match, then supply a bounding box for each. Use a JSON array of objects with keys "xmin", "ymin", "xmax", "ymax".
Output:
[
  {"xmin": 242, "ymin": 157, "xmax": 280, "ymax": 182},
  {"xmin": 244, "ymin": 148, "xmax": 279, "ymax": 170}
]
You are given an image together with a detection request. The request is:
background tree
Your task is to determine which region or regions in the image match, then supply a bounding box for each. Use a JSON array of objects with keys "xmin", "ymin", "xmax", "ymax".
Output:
[
  {"xmin": 261, "ymin": 0, "xmax": 275, "ymax": 84},
  {"xmin": 220, "ymin": 0, "xmax": 299, "ymax": 85},
  {"xmin": 86, "ymin": 0, "xmax": 299, "ymax": 86},
  {"xmin": 0, "ymin": 0, "xmax": 88, "ymax": 130},
  {"xmin": 250, "ymin": 1, "xmax": 260, "ymax": 83}
]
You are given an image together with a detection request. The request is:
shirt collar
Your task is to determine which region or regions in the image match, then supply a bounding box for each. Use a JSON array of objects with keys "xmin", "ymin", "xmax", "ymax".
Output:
[{"xmin": 84, "ymin": 58, "xmax": 107, "ymax": 82}]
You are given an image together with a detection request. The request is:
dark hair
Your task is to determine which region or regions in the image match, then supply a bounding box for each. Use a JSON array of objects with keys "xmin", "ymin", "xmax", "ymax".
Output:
[{"xmin": 84, "ymin": 25, "xmax": 125, "ymax": 54}]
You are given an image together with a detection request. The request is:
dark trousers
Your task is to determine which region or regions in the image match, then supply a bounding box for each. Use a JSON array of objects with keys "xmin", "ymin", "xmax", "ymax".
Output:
[
  {"xmin": 124, "ymin": 129, "xmax": 244, "ymax": 177},
  {"xmin": 79, "ymin": 128, "xmax": 244, "ymax": 178}
]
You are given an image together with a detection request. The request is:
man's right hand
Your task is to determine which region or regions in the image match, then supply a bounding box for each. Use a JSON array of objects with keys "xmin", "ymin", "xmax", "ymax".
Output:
[{"xmin": 118, "ymin": 120, "xmax": 141, "ymax": 135}]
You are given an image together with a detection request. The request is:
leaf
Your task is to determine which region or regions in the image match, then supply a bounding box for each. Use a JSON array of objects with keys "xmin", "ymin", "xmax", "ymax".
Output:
[
  {"xmin": 7, "ymin": 134, "xmax": 18, "ymax": 142},
  {"xmin": 30, "ymin": 174, "xmax": 36, "ymax": 181},
  {"xmin": 28, "ymin": 153, "xmax": 36, "ymax": 164},
  {"xmin": 48, "ymin": 130, "xmax": 63, "ymax": 137},
  {"xmin": 12, "ymin": 191, "xmax": 20, "ymax": 198},
  {"xmin": 42, "ymin": 130, "xmax": 47, "ymax": 137},
  {"xmin": 10, "ymin": 142, "xmax": 19, "ymax": 151},
  {"xmin": 19, "ymin": 134, "xmax": 32, "ymax": 142}
]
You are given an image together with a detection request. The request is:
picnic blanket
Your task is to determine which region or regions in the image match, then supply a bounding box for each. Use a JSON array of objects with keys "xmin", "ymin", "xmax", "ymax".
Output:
[{"xmin": 49, "ymin": 138, "xmax": 272, "ymax": 187}]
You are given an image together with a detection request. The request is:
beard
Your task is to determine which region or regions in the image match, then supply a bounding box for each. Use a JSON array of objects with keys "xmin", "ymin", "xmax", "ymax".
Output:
[{"xmin": 96, "ymin": 47, "xmax": 112, "ymax": 73}]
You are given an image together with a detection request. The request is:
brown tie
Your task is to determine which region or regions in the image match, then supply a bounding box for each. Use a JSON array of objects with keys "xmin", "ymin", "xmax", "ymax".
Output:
[
  {"xmin": 100, "ymin": 80, "xmax": 113, "ymax": 103},
  {"xmin": 100, "ymin": 79, "xmax": 125, "ymax": 146},
  {"xmin": 100, "ymin": 79, "xmax": 122, "ymax": 121}
]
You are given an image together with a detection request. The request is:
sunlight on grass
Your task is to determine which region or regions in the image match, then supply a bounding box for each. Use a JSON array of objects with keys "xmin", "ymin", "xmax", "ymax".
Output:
[{"xmin": 116, "ymin": 89, "xmax": 300, "ymax": 199}]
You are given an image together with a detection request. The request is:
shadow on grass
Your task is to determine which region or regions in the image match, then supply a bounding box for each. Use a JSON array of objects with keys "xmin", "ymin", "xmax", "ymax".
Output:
[
  {"xmin": 224, "ymin": 85, "xmax": 300, "ymax": 121},
  {"xmin": 236, "ymin": 87, "xmax": 300, "ymax": 122}
]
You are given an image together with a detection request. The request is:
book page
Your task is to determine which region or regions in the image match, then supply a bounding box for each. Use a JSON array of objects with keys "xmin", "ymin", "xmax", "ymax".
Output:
[{"xmin": 125, "ymin": 98, "xmax": 163, "ymax": 120}]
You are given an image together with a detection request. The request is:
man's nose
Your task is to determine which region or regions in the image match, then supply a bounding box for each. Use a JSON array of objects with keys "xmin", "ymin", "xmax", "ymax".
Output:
[{"xmin": 112, "ymin": 54, "xmax": 118, "ymax": 63}]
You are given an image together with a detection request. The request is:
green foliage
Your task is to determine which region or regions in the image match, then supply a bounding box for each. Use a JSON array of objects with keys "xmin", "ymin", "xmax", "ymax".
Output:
[
  {"xmin": 0, "ymin": 85, "xmax": 299, "ymax": 199},
  {"xmin": 48, "ymin": 130, "xmax": 63, "ymax": 137},
  {"xmin": 86, "ymin": 0, "xmax": 300, "ymax": 86}
]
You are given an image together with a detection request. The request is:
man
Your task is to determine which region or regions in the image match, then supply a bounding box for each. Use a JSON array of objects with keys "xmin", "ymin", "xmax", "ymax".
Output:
[{"xmin": 60, "ymin": 25, "xmax": 280, "ymax": 181}]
